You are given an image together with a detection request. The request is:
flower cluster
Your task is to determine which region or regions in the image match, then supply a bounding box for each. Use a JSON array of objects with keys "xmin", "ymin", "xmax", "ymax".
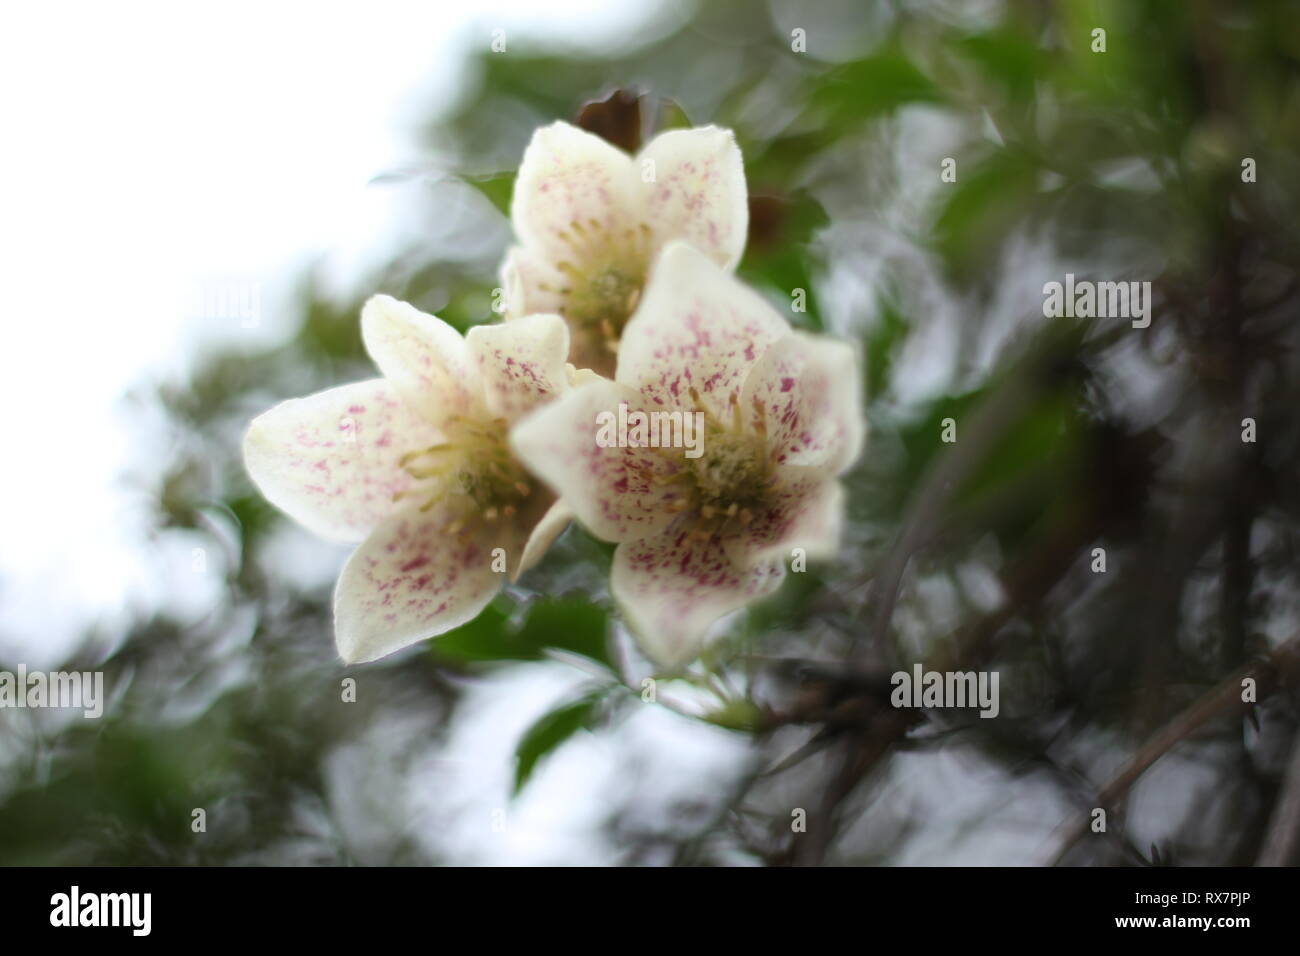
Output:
[{"xmin": 244, "ymin": 120, "xmax": 864, "ymax": 670}]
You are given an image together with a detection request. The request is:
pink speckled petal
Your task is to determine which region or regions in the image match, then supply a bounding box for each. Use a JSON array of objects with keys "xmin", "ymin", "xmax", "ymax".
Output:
[
  {"xmin": 500, "ymin": 245, "xmax": 567, "ymax": 320},
  {"xmin": 333, "ymin": 499, "xmax": 507, "ymax": 664},
  {"xmin": 637, "ymin": 126, "xmax": 748, "ymax": 270},
  {"xmin": 611, "ymin": 529, "xmax": 785, "ymax": 669},
  {"xmin": 741, "ymin": 331, "xmax": 865, "ymax": 476},
  {"xmin": 509, "ymin": 379, "xmax": 684, "ymax": 543},
  {"xmin": 466, "ymin": 313, "xmax": 571, "ymax": 422},
  {"xmin": 511, "ymin": 121, "xmax": 639, "ymax": 267},
  {"xmin": 242, "ymin": 379, "xmax": 442, "ymax": 543},
  {"xmin": 514, "ymin": 499, "xmax": 572, "ymax": 581},
  {"xmin": 361, "ymin": 294, "xmax": 481, "ymax": 426},
  {"xmin": 616, "ymin": 241, "xmax": 790, "ymax": 421},
  {"xmin": 725, "ymin": 471, "xmax": 845, "ymax": 568}
]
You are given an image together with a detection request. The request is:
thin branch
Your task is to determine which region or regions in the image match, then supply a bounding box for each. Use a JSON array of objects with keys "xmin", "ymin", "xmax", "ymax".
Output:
[
  {"xmin": 1045, "ymin": 637, "xmax": 1300, "ymax": 866},
  {"xmin": 1257, "ymin": 729, "xmax": 1300, "ymax": 866}
]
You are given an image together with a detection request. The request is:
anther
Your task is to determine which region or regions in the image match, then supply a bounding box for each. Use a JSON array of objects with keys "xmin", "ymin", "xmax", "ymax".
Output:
[{"xmin": 399, "ymin": 444, "xmax": 449, "ymax": 466}]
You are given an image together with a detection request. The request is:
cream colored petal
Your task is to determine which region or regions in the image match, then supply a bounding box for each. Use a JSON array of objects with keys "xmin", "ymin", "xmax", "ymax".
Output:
[
  {"xmin": 510, "ymin": 379, "xmax": 684, "ymax": 543},
  {"xmin": 637, "ymin": 125, "xmax": 748, "ymax": 270},
  {"xmin": 611, "ymin": 530, "xmax": 785, "ymax": 670},
  {"xmin": 361, "ymin": 294, "xmax": 481, "ymax": 426},
  {"xmin": 741, "ymin": 331, "xmax": 865, "ymax": 477},
  {"xmin": 242, "ymin": 378, "xmax": 441, "ymax": 543},
  {"xmin": 500, "ymin": 245, "xmax": 568, "ymax": 320},
  {"xmin": 466, "ymin": 313, "xmax": 571, "ymax": 422},
  {"xmin": 333, "ymin": 499, "xmax": 506, "ymax": 664},
  {"xmin": 514, "ymin": 499, "xmax": 573, "ymax": 581},
  {"xmin": 725, "ymin": 472, "xmax": 845, "ymax": 569},
  {"xmin": 511, "ymin": 121, "xmax": 639, "ymax": 267},
  {"xmin": 566, "ymin": 365, "xmax": 607, "ymax": 388},
  {"xmin": 616, "ymin": 241, "xmax": 789, "ymax": 422}
]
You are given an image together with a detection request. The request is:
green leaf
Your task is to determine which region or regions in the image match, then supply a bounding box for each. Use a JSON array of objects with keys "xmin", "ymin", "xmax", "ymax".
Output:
[
  {"xmin": 895, "ymin": 388, "xmax": 988, "ymax": 489},
  {"xmin": 461, "ymin": 171, "xmax": 514, "ymax": 217},
  {"xmin": 513, "ymin": 694, "xmax": 601, "ymax": 795},
  {"xmin": 743, "ymin": 130, "xmax": 836, "ymax": 186},
  {"xmin": 931, "ymin": 148, "xmax": 1040, "ymax": 277},
  {"xmin": 701, "ymin": 698, "xmax": 763, "ymax": 732},
  {"xmin": 429, "ymin": 597, "xmax": 519, "ymax": 662},
  {"xmin": 430, "ymin": 595, "xmax": 612, "ymax": 669},
  {"xmin": 739, "ymin": 190, "xmax": 829, "ymax": 332},
  {"xmin": 811, "ymin": 51, "xmax": 942, "ymax": 123},
  {"xmin": 957, "ymin": 30, "xmax": 1045, "ymax": 102},
  {"xmin": 515, "ymin": 596, "xmax": 612, "ymax": 668},
  {"xmin": 865, "ymin": 297, "xmax": 910, "ymax": 401},
  {"xmin": 653, "ymin": 97, "xmax": 693, "ymax": 135}
]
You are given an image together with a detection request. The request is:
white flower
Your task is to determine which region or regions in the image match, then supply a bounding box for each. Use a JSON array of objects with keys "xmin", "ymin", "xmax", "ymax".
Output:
[
  {"xmin": 511, "ymin": 242, "xmax": 864, "ymax": 669},
  {"xmin": 243, "ymin": 296, "xmax": 576, "ymax": 664},
  {"xmin": 501, "ymin": 120, "xmax": 748, "ymax": 377}
]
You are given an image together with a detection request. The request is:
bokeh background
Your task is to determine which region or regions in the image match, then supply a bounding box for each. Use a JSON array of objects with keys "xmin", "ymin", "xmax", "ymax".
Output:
[{"xmin": 3, "ymin": 0, "xmax": 1300, "ymax": 865}]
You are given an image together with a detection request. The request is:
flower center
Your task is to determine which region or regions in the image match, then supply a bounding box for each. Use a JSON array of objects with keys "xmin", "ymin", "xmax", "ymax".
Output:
[
  {"xmin": 689, "ymin": 424, "xmax": 770, "ymax": 519},
  {"xmin": 547, "ymin": 219, "xmax": 653, "ymax": 373},
  {"xmin": 569, "ymin": 264, "xmax": 642, "ymax": 332},
  {"xmin": 396, "ymin": 416, "xmax": 536, "ymax": 524},
  {"xmin": 654, "ymin": 391, "xmax": 775, "ymax": 538}
]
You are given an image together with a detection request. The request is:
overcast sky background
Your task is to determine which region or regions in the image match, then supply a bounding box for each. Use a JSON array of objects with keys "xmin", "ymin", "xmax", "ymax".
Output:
[{"xmin": 0, "ymin": 0, "xmax": 672, "ymax": 665}]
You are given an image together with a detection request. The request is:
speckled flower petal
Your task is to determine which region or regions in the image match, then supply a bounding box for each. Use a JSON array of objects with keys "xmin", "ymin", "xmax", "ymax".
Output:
[
  {"xmin": 741, "ymin": 331, "xmax": 865, "ymax": 477},
  {"xmin": 500, "ymin": 245, "xmax": 568, "ymax": 320},
  {"xmin": 637, "ymin": 126, "xmax": 748, "ymax": 270},
  {"xmin": 726, "ymin": 471, "xmax": 845, "ymax": 568},
  {"xmin": 333, "ymin": 499, "xmax": 507, "ymax": 664},
  {"xmin": 511, "ymin": 121, "xmax": 638, "ymax": 268},
  {"xmin": 612, "ymin": 529, "xmax": 785, "ymax": 669},
  {"xmin": 466, "ymin": 312, "xmax": 571, "ymax": 422},
  {"xmin": 361, "ymin": 294, "xmax": 480, "ymax": 426},
  {"xmin": 616, "ymin": 241, "xmax": 789, "ymax": 421},
  {"xmin": 510, "ymin": 379, "xmax": 684, "ymax": 543},
  {"xmin": 242, "ymin": 378, "xmax": 442, "ymax": 543}
]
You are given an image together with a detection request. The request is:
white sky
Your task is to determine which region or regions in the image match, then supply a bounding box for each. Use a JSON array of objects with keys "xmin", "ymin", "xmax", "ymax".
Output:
[{"xmin": 0, "ymin": 0, "xmax": 663, "ymax": 665}]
